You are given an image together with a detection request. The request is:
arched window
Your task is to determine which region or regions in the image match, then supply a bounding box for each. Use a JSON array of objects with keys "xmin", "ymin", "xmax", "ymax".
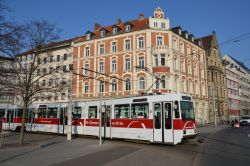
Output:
[
  {"xmin": 174, "ymin": 77, "xmax": 178, "ymax": 91},
  {"xmin": 161, "ymin": 75, "xmax": 166, "ymax": 88},
  {"xmin": 99, "ymin": 81, "xmax": 104, "ymax": 93},
  {"xmin": 181, "ymin": 79, "xmax": 185, "ymax": 92},
  {"xmin": 83, "ymin": 82, "xmax": 89, "ymax": 93},
  {"xmin": 125, "ymin": 78, "xmax": 131, "ymax": 91},
  {"xmin": 139, "ymin": 77, "xmax": 145, "ymax": 90},
  {"xmin": 111, "ymin": 80, "xmax": 117, "ymax": 92}
]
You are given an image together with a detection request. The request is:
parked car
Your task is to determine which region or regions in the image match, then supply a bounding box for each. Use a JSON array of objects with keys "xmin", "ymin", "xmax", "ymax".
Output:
[{"xmin": 240, "ymin": 115, "xmax": 250, "ymax": 126}]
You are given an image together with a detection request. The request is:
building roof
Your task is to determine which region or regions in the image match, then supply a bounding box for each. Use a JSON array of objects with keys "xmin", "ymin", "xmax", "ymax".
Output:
[
  {"xmin": 228, "ymin": 55, "xmax": 250, "ymax": 74},
  {"xmin": 0, "ymin": 56, "xmax": 15, "ymax": 61},
  {"xmin": 20, "ymin": 37, "xmax": 81, "ymax": 56},
  {"xmin": 171, "ymin": 26, "xmax": 204, "ymax": 48},
  {"xmin": 74, "ymin": 18, "xmax": 149, "ymax": 43},
  {"xmin": 199, "ymin": 35, "xmax": 213, "ymax": 50}
]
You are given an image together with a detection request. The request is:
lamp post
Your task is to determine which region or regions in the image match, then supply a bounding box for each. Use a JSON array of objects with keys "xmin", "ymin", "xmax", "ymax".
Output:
[{"xmin": 67, "ymin": 67, "xmax": 73, "ymax": 141}]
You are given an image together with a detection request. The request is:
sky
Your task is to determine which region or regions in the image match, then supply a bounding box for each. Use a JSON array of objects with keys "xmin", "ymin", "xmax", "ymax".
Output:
[{"xmin": 5, "ymin": 0, "xmax": 250, "ymax": 68}]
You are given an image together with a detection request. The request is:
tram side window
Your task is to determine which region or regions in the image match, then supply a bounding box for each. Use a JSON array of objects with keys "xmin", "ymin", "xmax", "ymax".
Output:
[
  {"xmin": 131, "ymin": 103, "xmax": 149, "ymax": 118},
  {"xmin": 0, "ymin": 109, "xmax": 5, "ymax": 117},
  {"xmin": 47, "ymin": 108, "xmax": 57, "ymax": 118},
  {"xmin": 174, "ymin": 101, "xmax": 180, "ymax": 119},
  {"xmin": 114, "ymin": 104, "xmax": 130, "ymax": 119},
  {"xmin": 88, "ymin": 106, "xmax": 97, "ymax": 118},
  {"xmin": 165, "ymin": 103, "xmax": 172, "ymax": 129},
  {"xmin": 154, "ymin": 103, "xmax": 161, "ymax": 129},
  {"xmin": 15, "ymin": 109, "xmax": 23, "ymax": 118},
  {"xmin": 37, "ymin": 108, "xmax": 47, "ymax": 118},
  {"xmin": 73, "ymin": 107, "xmax": 81, "ymax": 119}
]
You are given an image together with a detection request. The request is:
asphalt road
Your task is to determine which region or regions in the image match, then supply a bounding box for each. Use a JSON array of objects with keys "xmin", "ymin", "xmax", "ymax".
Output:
[
  {"xmin": 199, "ymin": 125, "xmax": 250, "ymax": 166},
  {"xmin": 0, "ymin": 125, "xmax": 249, "ymax": 166}
]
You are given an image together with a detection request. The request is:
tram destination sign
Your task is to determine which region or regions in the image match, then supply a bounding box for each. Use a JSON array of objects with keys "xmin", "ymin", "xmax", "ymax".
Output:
[{"xmin": 182, "ymin": 96, "xmax": 191, "ymax": 101}]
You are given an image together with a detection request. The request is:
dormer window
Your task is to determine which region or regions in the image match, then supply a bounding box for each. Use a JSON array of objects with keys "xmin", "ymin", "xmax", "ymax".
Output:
[
  {"xmin": 125, "ymin": 25, "xmax": 131, "ymax": 32},
  {"xmin": 178, "ymin": 29, "xmax": 182, "ymax": 35},
  {"xmin": 100, "ymin": 30, "xmax": 105, "ymax": 37},
  {"xmin": 113, "ymin": 28, "xmax": 118, "ymax": 35},
  {"xmin": 85, "ymin": 31, "xmax": 93, "ymax": 40},
  {"xmin": 86, "ymin": 33, "xmax": 90, "ymax": 40}
]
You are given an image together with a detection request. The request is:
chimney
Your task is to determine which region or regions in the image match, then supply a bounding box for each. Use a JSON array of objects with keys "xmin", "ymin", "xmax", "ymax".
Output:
[
  {"xmin": 117, "ymin": 18, "xmax": 122, "ymax": 24},
  {"xmin": 139, "ymin": 14, "xmax": 144, "ymax": 20},
  {"xmin": 94, "ymin": 23, "xmax": 101, "ymax": 30}
]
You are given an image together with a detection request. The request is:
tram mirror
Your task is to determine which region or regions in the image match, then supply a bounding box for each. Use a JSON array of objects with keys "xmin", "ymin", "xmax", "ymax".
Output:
[{"xmin": 174, "ymin": 101, "xmax": 180, "ymax": 118}]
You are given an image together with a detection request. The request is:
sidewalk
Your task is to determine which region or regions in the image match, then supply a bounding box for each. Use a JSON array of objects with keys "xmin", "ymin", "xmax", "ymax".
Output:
[{"xmin": 0, "ymin": 126, "xmax": 228, "ymax": 166}]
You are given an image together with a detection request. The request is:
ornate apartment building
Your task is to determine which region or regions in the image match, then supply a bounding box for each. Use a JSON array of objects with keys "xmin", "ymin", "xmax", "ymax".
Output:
[
  {"xmin": 72, "ymin": 7, "xmax": 209, "ymax": 123},
  {"xmin": 200, "ymin": 32, "xmax": 229, "ymax": 123},
  {"xmin": 0, "ymin": 56, "xmax": 15, "ymax": 109},
  {"xmin": 16, "ymin": 39, "xmax": 74, "ymax": 108},
  {"xmin": 223, "ymin": 54, "xmax": 250, "ymax": 119}
]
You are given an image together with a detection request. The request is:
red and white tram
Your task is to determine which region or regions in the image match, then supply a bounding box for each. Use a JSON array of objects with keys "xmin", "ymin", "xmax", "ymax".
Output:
[
  {"xmin": 0, "ymin": 108, "xmax": 24, "ymax": 131},
  {"xmin": 25, "ymin": 93, "xmax": 197, "ymax": 145}
]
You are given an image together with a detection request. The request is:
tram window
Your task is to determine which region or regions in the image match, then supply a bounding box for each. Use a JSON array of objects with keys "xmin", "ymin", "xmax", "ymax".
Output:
[
  {"xmin": 0, "ymin": 110, "xmax": 5, "ymax": 117},
  {"xmin": 37, "ymin": 108, "xmax": 47, "ymax": 118},
  {"xmin": 114, "ymin": 104, "xmax": 130, "ymax": 119},
  {"xmin": 73, "ymin": 107, "xmax": 81, "ymax": 119},
  {"xmin": 47, "ymin": 108, "xmax": 57, "ymax": 118},
  {"xmin": 174, "ymin": 101, "xmax": 180, "ymax": 119},
  {"xmin": 131, "ymin": 103, "xmax": 149, "ymax": 119},
  {"xmin": 154, "ymin": 103, "xmax": 161, "ymax": 129},
  {"xmin": 88, "ymin": 106, "xmax": 97, "ymax": 118},
  {"xmin": 15, "ymin": 109, "xmax": 23, "ymax": 118},
  {"xmin": 180, "ymin": 101, "xmax": 195, "ymax": 120},
  {"xmin": 165, "ymin": 103, "xmax": 172, "ymax": 129}
]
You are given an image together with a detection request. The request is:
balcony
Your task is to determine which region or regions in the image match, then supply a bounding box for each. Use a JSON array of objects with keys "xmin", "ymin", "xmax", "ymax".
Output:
[
  {"xmin": 152, "ymin": 66, "xmax": 170, "ymax": 73},
  {"xmin": 152, "ymin": 45, "xmax": 168, "ymax": 54}
]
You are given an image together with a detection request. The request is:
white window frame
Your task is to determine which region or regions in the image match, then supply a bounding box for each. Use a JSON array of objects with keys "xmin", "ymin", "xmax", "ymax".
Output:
[
  {"xmin": 111, "ymin": 80, "xmax": 117, "ymax": 92},
  {"xmin": 125, "ymin": 25, "xmax": 131, "ymax": 32},
  {"xmin": 111, "ymin": 59, "xmax": 117, "ymax": 72},
  {"xmin": 138, "ymin": 37, "xmax": 144, "ymax": 49},
  {"xmin": 125, "ymin": 58, "xmax": 131, "ymax": 71},
  {"xmin": 84, "ymin": 63, "xmax": 90, "ymax": 76},
  {"xmin": 99, "ymin": 81, "xmax": 104, "ymax": 93},
  {"xmin": 83, "ymin": 82, "xmax": 89, "ymax": 93},
  {"xmin": 99, "ymin": 43, "xmax": 105, "ymax": 55},
  {"xmin": 85, "ymin": 46, "xmax": 90, "ymax": 57},
  {"xmin": 100, "ymin": 30, "xmax": 105, "ymax": 37},
  {"xmin": 125, "ymin": 39, "xmax": 131, "ymax": 51},
  {"xmin": 125, "ymin": 78, "xmax": 131, "ymax": 91},
  {"xmin": 156, "ymin": 36, "xmax": 163, "ymax": 46},
  {"xmin": 112, "ymin": 41, "xmax": 117, "ymax": 53},
  {"xmin": 138, "ymin": 56, "xmax": 145, "ymax": 68},
  {"xmin": 113, "ymin": 28, "xmax": 118, "ymax": 34},
  {"xmin": 99, "ymin": 61, "xmax": 104, "ymax": 73},
  {"xmin": 139, "ymin": 77, "xmax": 145, "ymax": 90}
]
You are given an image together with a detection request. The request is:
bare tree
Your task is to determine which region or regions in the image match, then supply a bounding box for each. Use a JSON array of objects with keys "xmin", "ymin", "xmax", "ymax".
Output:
[
  {"xmin": 15, "ymin": 20, "xmax": 63, "ymax": 145},
  {"xmin": 0, "ymin": 1, "xmax": 65, "ymax": 145}
]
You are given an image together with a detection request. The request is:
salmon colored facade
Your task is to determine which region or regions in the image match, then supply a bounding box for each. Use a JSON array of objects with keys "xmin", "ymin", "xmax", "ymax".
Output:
[{"xmin": 72, "ymin": 7, "xmax": 209, "ymax": 124}]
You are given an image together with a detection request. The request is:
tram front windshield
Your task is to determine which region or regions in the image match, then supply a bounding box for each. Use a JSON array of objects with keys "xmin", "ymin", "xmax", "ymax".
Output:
[{"xmin": 180, "ymin": 101, "xmax": 195, "ymax": 120}]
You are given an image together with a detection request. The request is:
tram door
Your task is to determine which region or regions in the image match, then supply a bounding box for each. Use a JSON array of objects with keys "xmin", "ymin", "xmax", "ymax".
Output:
[
  {"xmin": 59, "ymin": 107, "xmax": 66, "ymax": 134},
  {"xmin": 101, "ymin": 105, "xmax": 111, "ymax": 139},
  {"xmin": 7, "ymin": 110, "xmax": 13, "ymax": 130},
  {"xmin": 153, "ymin": 102, "xmax": 173, "ymax": 143}
]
